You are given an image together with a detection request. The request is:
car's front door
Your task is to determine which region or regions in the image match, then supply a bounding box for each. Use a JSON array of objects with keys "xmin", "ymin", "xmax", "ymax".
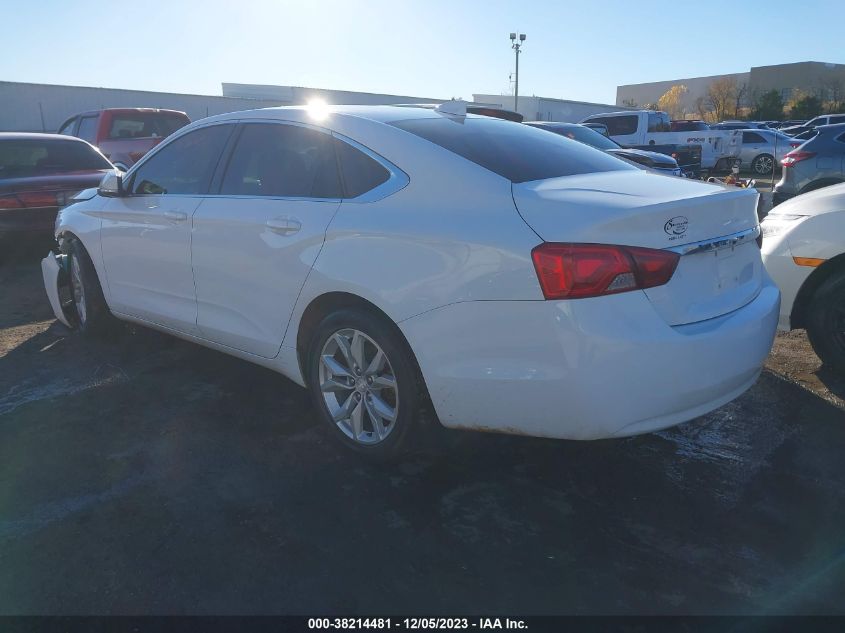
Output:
[
  {"xmin": 190, "ymin": 121, "xmax": 344, "ymax": 357},
  {"xmin": 99, "ymin": 123, "xmax": 233, "ymax": 333}
]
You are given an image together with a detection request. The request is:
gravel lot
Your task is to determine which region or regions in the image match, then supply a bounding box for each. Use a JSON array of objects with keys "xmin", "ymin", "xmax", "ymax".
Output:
[{"xmin": 1, "ymin": 244, "xmax": 844, "ymax": 615}]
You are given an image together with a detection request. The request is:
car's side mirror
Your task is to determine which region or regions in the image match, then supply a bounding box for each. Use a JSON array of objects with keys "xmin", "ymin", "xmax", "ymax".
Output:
[{"xmin": 99, "ymin": 170, "xmax": 124, "ymax": 197}]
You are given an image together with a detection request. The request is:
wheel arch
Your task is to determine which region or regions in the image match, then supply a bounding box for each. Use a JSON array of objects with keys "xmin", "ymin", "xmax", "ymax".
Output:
[
  {"xmin": 791, "ymin": 252, "xmax": 845, "ymax": 329},
  {"xmin": 295, "ymin": 291, "xmax": 430, "ymax": 399}
]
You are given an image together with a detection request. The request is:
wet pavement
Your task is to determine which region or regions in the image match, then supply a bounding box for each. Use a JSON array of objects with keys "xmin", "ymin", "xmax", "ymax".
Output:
[{"xmin": 1, "ymin": 252, "xmax": 844, "ymax": 615}]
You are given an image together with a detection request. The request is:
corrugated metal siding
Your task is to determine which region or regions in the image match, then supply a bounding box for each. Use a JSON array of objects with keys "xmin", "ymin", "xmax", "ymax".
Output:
[{"xmin": 0, "ymin": 81, "xmax": 286, "ymax": 132}]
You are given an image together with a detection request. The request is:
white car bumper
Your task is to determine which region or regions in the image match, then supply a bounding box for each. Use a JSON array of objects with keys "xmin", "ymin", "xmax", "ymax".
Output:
[{"xmin": 400, "ymin": 280, "xmax": 780, "ymax": 440}]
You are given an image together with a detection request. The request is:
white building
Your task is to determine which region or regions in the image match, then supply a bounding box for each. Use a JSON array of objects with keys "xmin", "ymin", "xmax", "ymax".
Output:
[
  {"xmin": 472, "ymin": 93, "xmax": 634, "ymax": 123},
  {"xmin": 221, "ymin": 83, "xmax": 445, "ymax": 105},
  {"xmin": 0, "ymin": 81, "xmax": 289, "ymax": 133}
]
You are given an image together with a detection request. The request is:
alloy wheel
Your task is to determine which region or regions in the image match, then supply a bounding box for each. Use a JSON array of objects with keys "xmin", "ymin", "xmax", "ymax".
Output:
[
  {"xmin": 318, "ymin": 328, "xmax": 399, "ymax": 445},
  {"xmin": 754, "ymin": 155, "xmax": 774, "ymax": 174}
]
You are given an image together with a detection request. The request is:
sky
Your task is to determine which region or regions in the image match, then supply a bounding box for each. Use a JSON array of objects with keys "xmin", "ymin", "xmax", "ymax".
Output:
[{"xmin": 2, "ymin": 0, "xmax": 844, "ymax": 105}]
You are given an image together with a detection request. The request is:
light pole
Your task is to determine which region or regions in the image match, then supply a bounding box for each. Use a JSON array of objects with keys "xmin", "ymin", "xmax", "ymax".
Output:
[{"xmin": 510, "ymin": 32, "xmax": 526, "ymax": 112}]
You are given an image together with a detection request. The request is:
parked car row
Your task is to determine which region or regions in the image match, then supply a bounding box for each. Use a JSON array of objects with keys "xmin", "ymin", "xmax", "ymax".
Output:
[
  {"xmin": 1, "ymin": 108, "xmax": 190, "ymax": 248},
  {"xmin": 1, "ymin": 100, "xmax": 840, "ymax": 457}
]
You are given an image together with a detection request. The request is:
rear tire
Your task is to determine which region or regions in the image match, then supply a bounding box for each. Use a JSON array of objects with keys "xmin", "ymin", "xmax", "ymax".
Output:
[
  {"xmin": 307, "ymin": 308, "xmax": 420, "ymax": 459},
  {"xmin": 806, "ymin": 272, "xmax": 845, "ymax": 374},
  {"xmin": 63, "ymin": 237, "xmax": 114, "ymax": 336}
]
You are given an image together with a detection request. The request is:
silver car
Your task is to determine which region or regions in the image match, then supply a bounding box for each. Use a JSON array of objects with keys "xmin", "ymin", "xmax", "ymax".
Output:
[
  {"xmin": 738, "ymin": 129, "xmax": 799, "ymax": 175},
  {"xmin": 773, "ymin": 123, "xmax": 845, "ymax": 205}
]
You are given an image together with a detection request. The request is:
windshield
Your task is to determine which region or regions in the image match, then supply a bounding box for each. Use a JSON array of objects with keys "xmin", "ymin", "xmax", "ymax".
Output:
[
  {"xmin": 0, "ymin": 138, "xmax": 112, "ymax": 178},
  {"xmin": 390, "ymin": 116, "xmax": 634, "ymax": 183}
]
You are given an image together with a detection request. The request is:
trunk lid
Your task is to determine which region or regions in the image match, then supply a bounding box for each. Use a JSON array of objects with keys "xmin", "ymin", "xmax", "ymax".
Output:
[{"xmin": 513, "ymin": 170, "xmax": 763, "ymax": 325}]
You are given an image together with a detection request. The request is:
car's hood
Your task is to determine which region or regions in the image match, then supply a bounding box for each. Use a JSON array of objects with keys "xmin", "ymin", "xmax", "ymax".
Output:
[
  {"xmin": 771, "ymin": 182, "xmax": 845, "ymax": 217},
  {"xmin": 0, "ymin": 170, "xmax": 110, "ymax": 194}
]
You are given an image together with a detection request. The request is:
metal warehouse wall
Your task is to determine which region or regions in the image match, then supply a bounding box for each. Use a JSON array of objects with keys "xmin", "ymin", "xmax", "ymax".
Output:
[
  {"xmin": 0, "ymin": 81, "xmax": 286, "ymax": 132},
  {"xmin": 473, "ymin": 94, "xmax": 632, "ymax": 123},
  {"xmin": 222, "ymin": 82, "xmax": 445, "ymax": 105}
]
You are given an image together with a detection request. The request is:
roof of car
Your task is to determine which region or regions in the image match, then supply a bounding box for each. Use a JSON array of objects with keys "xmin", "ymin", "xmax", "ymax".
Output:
[
  {"xmin": 69, "ymin": 108, "xmax": 189, "ymax": 117},
  {"xmin": 0, "ymin": 132, "xmax": 87, "ymax": 142},
  {"xmin": 204, "ymin": 104, "xmax": 494, "ymax": 125}
]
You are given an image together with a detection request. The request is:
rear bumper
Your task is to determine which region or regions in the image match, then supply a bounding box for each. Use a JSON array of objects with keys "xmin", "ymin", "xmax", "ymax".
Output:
[
  {"xmin": 0, "ymin": 206, "xmax": 59, "ymax": 234},
  {"xmin": 401, "ymin": 281, "xmax": 780, "ymax": 440}
]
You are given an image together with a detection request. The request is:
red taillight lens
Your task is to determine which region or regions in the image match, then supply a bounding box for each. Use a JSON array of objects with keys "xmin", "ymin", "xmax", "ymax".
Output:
[
  {"xmin": 0, "ymin": 195, "xmax": 22, "ymax": 209},
  {"xmin": 531, "ymin": 243, "xmax": 680, "ymax": 300},
  {"xmin": 781, "ymin": 150, "xmax": 816, "ymax": 167},
  {"xmin": 16, "ymin": 191, "xmax": 59, "ymax": 207}
]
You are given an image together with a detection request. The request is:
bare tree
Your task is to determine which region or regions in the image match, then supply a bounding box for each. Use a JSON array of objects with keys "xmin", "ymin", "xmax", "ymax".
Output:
[
  {"xmin": 706, "ymin": 77, "xmax": 739, "ymax": 122},
  {"xmin": 819, "ymin": 77, "xmax": 844, "ymax": 113},
  {"xmin": 734, "ymin": 83, "xmax": 748, "ymax": 119}
]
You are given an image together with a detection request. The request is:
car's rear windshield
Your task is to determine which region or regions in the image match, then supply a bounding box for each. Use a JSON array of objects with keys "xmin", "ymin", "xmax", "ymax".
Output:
[
  {"xmin": 0, "ymin": 138, "xmax": 112, "ymax": 178},
  {"xmin": 108, "ymin": 113, "xmax": 190, "ymax": 139},
  {"xmin": 389, "ymin": 116, "xmax": 634, "ymax": 183}
]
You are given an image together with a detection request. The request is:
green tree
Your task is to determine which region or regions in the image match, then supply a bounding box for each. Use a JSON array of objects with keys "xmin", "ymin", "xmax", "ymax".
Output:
[
  {"xmin": 752, "ymin": 89, "xmax": 785, "ymax": 120},
  {"xmin": 790, "ymin": 95, "xmax": 823, "ymax": 119}
]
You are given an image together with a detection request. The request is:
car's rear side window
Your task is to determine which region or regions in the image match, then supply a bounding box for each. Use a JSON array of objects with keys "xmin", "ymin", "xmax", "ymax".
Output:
[
  {"xmin": 0, "ymin": 139, "xmax": 112, "ymax": 178},
  {"xmin": 219, "ymin": 123, "xmax": 342, "ymax": 199},
  {"xmin": 332, "ymin": 138, "xmax": 390, "ymax": 197},
  {"xmin": 389, "ymin": 117, "xmax": 633, "ymax": 183}
]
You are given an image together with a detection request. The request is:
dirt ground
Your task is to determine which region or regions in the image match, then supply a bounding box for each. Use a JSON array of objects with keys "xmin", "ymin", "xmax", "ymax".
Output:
[{"xmin": 1, "ymin": 247, "xmax": 844, "ymax": 615}]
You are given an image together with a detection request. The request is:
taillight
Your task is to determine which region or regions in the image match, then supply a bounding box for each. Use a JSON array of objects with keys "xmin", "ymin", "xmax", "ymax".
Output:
[
  {"xmin": 16, "ymin": 192, "xmax": 59, "ymax": 207},
  {"xmin": 0, "ymin": 195, "xmax": 22, "ymax": 209},
  {"xmin": 781, "ymin": 150, "xmax": 816, "ymax": 167},
  {"xmin": 531, "ymin": 243, "xmax": 680, "ymax": 300}
]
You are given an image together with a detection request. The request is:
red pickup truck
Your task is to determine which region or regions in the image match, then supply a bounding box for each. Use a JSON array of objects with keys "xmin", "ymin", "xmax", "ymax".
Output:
[{"xmin": 57, "ymin": 108, "xmax": 190, "ymax": 171}]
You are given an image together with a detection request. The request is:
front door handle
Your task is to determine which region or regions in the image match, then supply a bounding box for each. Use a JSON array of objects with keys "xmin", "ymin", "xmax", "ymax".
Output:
[
  {"xmin": 164, "ymin": 210, "xmax": 187, "ymax": 223},
  {"xmin": 266, "ymin": 217, "xmax": 302, "ymax": 235}
]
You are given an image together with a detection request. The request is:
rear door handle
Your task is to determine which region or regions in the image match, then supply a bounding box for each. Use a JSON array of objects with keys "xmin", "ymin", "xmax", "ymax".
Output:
[
  {"xmin": 165, "ymin": 210, "xmax": 187, "ymax": 223},
  {"xmin": 266, "ymin": 217, "xmax": 302, "ymax": 235}
]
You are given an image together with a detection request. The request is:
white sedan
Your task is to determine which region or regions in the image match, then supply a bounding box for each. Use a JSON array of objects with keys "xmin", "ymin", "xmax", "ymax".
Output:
[
  {"xmin": 43, "ymin": 104, "xmax": 779, "ymax": 457},
  {"xmin": 761, "ymin": 183, "xmax": 845, "ymax": 371}
]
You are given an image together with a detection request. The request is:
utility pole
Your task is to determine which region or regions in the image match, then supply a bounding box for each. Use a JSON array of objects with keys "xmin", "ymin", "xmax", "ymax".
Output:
[{"xmin": 510, "ymin": 32, "xmax": 526, "ymax": 112}]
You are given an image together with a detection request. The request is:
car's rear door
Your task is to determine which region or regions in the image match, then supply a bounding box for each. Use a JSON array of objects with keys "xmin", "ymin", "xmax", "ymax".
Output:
[
  {"xmin": 99, "ymin": 123, "xmax": 233, "ymax": 333},
  {"xmin": 190, "ymin": 121, "xmax": 344, "ymax": 358}
]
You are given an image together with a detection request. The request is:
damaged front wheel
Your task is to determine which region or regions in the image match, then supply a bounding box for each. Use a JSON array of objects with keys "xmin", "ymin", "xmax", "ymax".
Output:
[{"xmin": 63, "ymin": 237, "xmax": 114, "ymax": 336}]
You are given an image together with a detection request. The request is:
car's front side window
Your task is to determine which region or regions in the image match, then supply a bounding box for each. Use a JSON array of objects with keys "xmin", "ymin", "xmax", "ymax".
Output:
[
  {"xmin": 131, "ymin": 124, "xmax": 233, "ymax": 195},
  {"xmin": 219, "ymin": 123, "xmax": 342, "ymax": 199}
]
